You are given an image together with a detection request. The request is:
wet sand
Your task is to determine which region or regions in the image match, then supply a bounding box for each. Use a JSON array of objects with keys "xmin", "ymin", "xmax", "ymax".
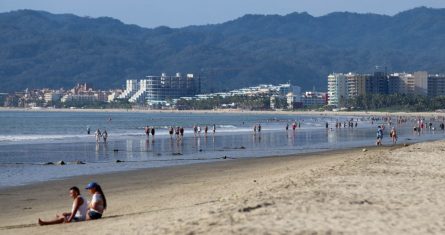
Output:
[{"xmin": 1, "ymin": 140, "xmax": 445, "ymax": 234}]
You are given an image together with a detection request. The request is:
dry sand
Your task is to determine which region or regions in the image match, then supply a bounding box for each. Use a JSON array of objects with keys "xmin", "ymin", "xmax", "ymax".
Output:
[
  {"xmin": 1, "ymin": 140, "xmax": 445, "ymax": 234},
  {"xmin": 1, "ymin": 106, "xmax": 445, "ymax": 118}
]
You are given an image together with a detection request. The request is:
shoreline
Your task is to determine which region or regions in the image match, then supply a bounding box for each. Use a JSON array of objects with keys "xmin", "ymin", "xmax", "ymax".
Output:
[
  {"xmin": 2, "ymin": 140, "xmax": 445, "ymax": 234},
  {"xmin": 0, "ymin": 145, "xmax": 385, "ymax": 191},
  {"xmin": 1, "ymin": 106, "xmax": 445, "ymax": 118}
]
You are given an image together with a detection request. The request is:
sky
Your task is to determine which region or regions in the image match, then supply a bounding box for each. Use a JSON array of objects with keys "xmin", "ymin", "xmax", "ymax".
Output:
[{"xmin": 1, "ymin": 0, "xmax": 444, "ymax": 28}]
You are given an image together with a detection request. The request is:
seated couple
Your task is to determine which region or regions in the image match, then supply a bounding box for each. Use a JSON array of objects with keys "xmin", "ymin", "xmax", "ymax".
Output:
[{"xmin": 38, "ymin": 182, "xmax": 107, "ymax": 225}]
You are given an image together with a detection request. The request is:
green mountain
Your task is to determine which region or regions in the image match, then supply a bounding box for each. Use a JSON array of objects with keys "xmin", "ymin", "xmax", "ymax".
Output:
[{"xmin": 0, "ymin": 7, "xmax": 444, "ymax": 92}]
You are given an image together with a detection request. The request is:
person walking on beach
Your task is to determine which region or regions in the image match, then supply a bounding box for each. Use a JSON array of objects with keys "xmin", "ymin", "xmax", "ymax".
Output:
[
  {"xmin": 390, "ymin": 127, "xmax": 397, "ymax": 144},
  {"xmin": 204, "ymin": 125, "xmax": 208, "ymax": 136},
  {"xmin": 38, "ymin": 186, "xmax": 88, "ymax": 225},
  {"xmin": 258, "ymin": 124, "xmax": 262, "ymax": 133},
  {"xmin": 85, "ymin": 182, "xmax": 107, "ymax": 220},
  {"xmin": 212, "ymin": 124, "xmax": 216, "ymax": 134},
  {"xmin": 95, "ymin": 129, "xmax": 102, "ymax": 142},
  {"xmin": 102, "ymin": 130, "xmax": 108, "ymax": 143}
]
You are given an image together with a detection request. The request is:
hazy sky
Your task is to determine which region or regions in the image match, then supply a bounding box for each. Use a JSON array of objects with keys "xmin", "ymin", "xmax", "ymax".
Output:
[{"xmin": 1, "ymin": 0, "xmax": 444, "ymax": 28}]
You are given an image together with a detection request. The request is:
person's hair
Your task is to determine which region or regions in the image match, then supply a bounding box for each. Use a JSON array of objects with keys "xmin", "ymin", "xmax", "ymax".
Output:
[
  {"xmin": 70, "ymin": 186, "xmax": 80, "ymax": 194},
  {"xmin": 95, "ymin": 184, "xmax": 107, "ymax": 210}
]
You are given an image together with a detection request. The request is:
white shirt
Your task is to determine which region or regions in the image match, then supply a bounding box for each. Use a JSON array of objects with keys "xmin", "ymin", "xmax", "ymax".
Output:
[
  {"xmin": 90, "ymin": 193, "xmax": 104, "ymax": 214},
  {"xmin": 73, "ymin": 195, "xmax": 88, "ymax": 221}
]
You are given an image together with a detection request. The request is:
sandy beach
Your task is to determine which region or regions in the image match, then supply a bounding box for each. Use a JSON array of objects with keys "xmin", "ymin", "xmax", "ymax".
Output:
[
  {"xmin": 1, "ymin": 106, "xmax": 445, "ymax": 118},
  {"xmin": 1, "ymin": 139, "xmax": 445, "ymax": 234}
]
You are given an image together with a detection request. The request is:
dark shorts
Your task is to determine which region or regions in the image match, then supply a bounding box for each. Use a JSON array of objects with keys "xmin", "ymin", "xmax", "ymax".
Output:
[
  {"xmin": 88, "ymin": 211, "xmax": 102, "ymax": 220},
  {"xmin": 65, "ymin": 216, "xmax": 84, "ymax": 222}
]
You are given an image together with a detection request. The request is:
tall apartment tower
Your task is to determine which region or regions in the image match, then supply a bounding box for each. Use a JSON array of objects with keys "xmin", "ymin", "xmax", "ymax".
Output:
[
  {"xmin": 427, "ymin": 74, "xmax": 445, "ymax": 97},
  {"xmin": 414, "ymin": 71, "xmax": 428, "ymax": 96},
  {"xmin": 347, "ymin": 73, "xmax": 370, "ymax": 98},
  {"xmin": 327, "ymin": 73, "xmax": 348, "ymax": 107}
]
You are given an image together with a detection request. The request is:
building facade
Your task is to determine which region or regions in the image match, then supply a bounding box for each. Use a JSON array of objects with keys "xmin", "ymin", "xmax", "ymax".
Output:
[
  {"xmin": 428, "ymin": 74, "xmax": 445, "ymax": 97},
  {"xmin": 128, "ymin": 73, "xmax": 200, "ymax": 103},
  {"xmin": 327, "ymin": 73, "xmax": 348, "ymax": 107}
]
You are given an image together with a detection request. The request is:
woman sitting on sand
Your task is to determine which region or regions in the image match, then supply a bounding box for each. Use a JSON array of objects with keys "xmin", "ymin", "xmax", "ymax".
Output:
[
  {"xmin": 38, "ymin": 186, "xmax": 87, "ymax": 225},
  {"xmin": 85, "ymin": 182, "xmax": 107, "ymax": 220}
]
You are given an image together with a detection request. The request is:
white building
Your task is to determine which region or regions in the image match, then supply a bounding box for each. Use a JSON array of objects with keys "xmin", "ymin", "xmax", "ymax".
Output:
[
  {"xmin": 44, "ymin": 91, "xmax": 63, "ymax": 103},
  {"xmin": 327, "ymin": 73, "xmax": 348, "ymax": 107},
  {"xmin": 118, "ymin": 80, "xmax": 139, "ymax": 99}
]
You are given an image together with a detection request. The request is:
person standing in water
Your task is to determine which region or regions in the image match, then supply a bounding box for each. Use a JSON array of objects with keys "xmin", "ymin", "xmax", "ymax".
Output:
[
  {"xmin": 169, "ymin": 127, "xmax": 174, "ymax": 138},
  {"xmin": 212, "ymin": 124, "xmax": 216, "ymax": 134},
  {"xmin": 193, "ymin": 125, "xmax": 197, "ymax": 137},
  {"xmin": 175, "ymin": 126, "xmax": 180, "ymax": 139},
  {"xmin": 286, "ymin": 123, "xmax": 289, "ymax": 131},
  {"xmin": 87, "ymin": 126, "xmax": 91, "ymax": 135},
  {"xmin": 204, "ymin": 125, "xmax": 208, "ymax": 136},
  {"xmin": 390, "ymin": 127, "xmax": 397, "ymax": 144},
  {"xmin": 144, "ymin": 126, "xmax": 150, "ymax": 137},
  {"xmin": 376, "ymin": 126, "xmax": 383, "ymax": 146},
  {"xmin": 151, "ymin": 126, "xmax": 155, "ymax": 139},
  {"xmin": 95, "ymin": 129, "xmax": 102, "ymax": 142},
  {"xmin": 102, "ymin": 130, "xmax": 108, "ymax": 143},
  {"xmin": 180, "ymin": 127, "xmax": 184, "ymax": 137}
]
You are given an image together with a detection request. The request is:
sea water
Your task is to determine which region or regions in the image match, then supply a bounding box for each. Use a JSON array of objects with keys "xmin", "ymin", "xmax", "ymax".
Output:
[{"xmin": 0, "ymin": 110, "xmax": 443, "ymax": 188}]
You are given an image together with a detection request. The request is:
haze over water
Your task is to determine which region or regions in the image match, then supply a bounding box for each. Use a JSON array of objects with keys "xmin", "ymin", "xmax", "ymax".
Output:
[{"xmin": 0, "ymin": 110, "xmax": 444, "ymax": 188}]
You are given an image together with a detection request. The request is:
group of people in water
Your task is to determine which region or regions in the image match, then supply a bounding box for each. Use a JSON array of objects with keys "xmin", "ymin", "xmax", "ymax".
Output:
[
  {"xmin": 144, "ymin": 124, "xmax": 217, "ymax": 141},
  {"xmin": 192, "ymin": 124, "xmax": 216, "ymax": 137},
  {"xmin": 38, "ymin": 182, "xmax": 106, "ymax": 225},
  {"xmin": 94, "ymin": 129, "xmax": 108, "ymax": 143}
]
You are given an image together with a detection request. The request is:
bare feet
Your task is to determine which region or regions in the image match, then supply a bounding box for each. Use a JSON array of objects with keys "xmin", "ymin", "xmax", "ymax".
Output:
[{"xmin": 38, "ymin": 218, "xmax": 45, "ymax": 226}]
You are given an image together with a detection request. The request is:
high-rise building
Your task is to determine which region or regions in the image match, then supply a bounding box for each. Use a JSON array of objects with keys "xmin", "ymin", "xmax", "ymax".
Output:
[
  {"xmin": 388, "ymin": 73, "xmax": 414, "ymax": 94},
  {"xmin": 414, "ymin": 71, "xmax": 428, "ymax": 96},
  {"xmin": 327, "ymin": 73, "xmax": 348, "ymax": 107},
  {"xmin": 347, "ymin": 73, "xmax": 370, "ymax": 98},
  {"xmin": 427, "ymin": 74, "xmax": 445, "ymax": 97},
  {"xmin": 367, "ymin": 71, "xmax": 388, "ymax": 95}
]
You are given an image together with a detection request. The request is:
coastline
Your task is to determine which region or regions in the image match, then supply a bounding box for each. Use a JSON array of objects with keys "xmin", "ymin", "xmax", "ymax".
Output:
[
  {"xmin": 2, "ymin": 140, "xmax": 445, "ymax": 234},
  {"xmin": 1, "ymin": 106, "xmax": 445, "ymax": 118}
]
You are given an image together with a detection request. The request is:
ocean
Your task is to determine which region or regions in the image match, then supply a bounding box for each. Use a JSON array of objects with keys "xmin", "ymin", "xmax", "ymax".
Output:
[{"xmin": 0, "ymin": 110, "xmax": 443, "ymax": 188}]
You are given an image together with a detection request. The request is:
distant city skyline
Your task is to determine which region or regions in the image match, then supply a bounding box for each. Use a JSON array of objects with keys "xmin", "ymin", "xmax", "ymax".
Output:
[{"xmin": 1, "ymin": 0, "xmax": 444, "ymax": 28}]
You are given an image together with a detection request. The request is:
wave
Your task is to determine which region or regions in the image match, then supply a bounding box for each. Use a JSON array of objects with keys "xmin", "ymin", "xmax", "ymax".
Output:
[{"xmin": 0, "ymin": 134, "xmax": 90, "ymax": 142}]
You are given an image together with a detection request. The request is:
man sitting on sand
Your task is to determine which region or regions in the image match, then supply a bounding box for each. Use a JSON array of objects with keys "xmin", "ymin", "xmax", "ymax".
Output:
[{"xmin": 38, "ymin": 186, "xmax": 88, "ymax": 225}]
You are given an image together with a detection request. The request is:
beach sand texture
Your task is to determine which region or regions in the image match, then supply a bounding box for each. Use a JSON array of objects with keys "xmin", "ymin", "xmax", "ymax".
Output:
[{"xmin": 1, "ymin": 140, "xmax": 445, "ymax": 234}]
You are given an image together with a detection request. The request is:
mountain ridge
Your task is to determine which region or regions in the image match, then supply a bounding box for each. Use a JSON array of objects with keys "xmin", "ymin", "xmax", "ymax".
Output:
[{"xmin": 0, "ymin": 7, "xmax": 444, "ymax": 92}]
